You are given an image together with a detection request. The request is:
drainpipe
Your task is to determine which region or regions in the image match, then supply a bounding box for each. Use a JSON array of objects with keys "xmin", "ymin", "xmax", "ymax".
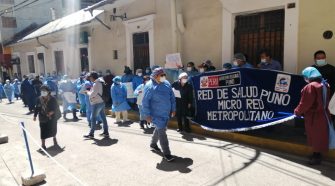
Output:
[{"xmin": 170, "ymin": 0, "xmax": 178, "ymax": 53}]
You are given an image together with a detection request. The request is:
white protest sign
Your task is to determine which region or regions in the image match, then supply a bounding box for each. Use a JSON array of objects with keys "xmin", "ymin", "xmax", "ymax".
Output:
[
  {"xmin": 165, "ymin": 53, "xmax": 182, "ymax": 69},
  {"xmin": 124, "ymin": 82, "xmax": 136, "ymax": 99}
]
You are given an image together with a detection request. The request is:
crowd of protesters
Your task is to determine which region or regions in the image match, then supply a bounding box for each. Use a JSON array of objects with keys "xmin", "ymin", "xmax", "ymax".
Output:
[{"xmin": 0, "ymin": 49, "xmax": 334, "ymax": 163}]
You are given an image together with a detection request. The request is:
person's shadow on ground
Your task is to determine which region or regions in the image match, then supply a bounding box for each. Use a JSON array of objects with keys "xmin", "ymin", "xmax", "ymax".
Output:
[
  {"xmin": 92, "ymin": 138, "xmax": 118, "ymax": 147},
  {"xmin": 181, "ymin": 132, "xmax": 206, "ymax": 142},
  {"xmin": 37, "ymin": 144, "xmax": 65, "ymax": 157},
  {"xmin": 117, "ymin": 121, "xmax": 133, "ymax": 127},
  {"xmin": 156, "ymin": 156, "xmax": 193, "ymax": 173}
]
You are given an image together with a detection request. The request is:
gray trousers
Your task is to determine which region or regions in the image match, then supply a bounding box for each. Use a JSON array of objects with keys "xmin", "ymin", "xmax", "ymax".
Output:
[{"xmin": 151, "ymin": 127, "xmax": 171, "ymax": 156}]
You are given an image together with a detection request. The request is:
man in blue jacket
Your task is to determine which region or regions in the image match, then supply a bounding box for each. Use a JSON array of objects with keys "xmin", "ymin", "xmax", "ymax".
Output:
[{"xmin": 142, "ymin": 67, "xmax": 176, "ymax": 162}]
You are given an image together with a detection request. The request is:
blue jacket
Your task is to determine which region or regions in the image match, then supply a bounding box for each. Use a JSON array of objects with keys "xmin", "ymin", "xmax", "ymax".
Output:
[
  {"xmin": 0, "ymin": 83, "xmax": 3, "ymax": 98},
  {"xmin": 111, "ymin": 83, "xmax": 130, "ymax": 112},
  {"xmin": 121, "ymin": 74, "xmax": 134, "ymax": 83},
  {"xmin": 132, "ymin": 75, "xmax": 143, "ymax": 91},
  {"xmin": 21, "ymin": 79, "xmax": 36, "ymax": 99},
  {"xmin": 142, "ymin": 79, "xmax": 176, "ymax": 128},
  {"xmin": 13, "ymin": 82, "xmax": 20, "ymax": 95},
  {"xmin": 44, "ymin": 80, "xmax": 58, "ymax": 94},
  {"xmin": 76, "ymin": 79, "xmax": 85, "ymax": 94},
  {"xmin": 3, "ymin": 83, "xmax": 14, "ymax": 99},
  {"xmin": 59, "ymin": 80, "xmax": 75, "ymax": 93}
]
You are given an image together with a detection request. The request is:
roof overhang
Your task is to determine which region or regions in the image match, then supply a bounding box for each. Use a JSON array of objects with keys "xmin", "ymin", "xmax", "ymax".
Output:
[{"xmin": 17, "ymin": 9, "xmax": 104, "ymax": 43}]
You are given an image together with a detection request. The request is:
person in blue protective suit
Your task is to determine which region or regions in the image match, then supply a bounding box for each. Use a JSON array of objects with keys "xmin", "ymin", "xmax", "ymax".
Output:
[
  {"xmin": 132, "ymin": 69, "xmax": 144, "ymax": 93},
  {"xmin": 144, "ymin": 67, "xmax": 152, "ymax": 76},
  {"xmin": 81, "ymin": 74, "xmax": 102, "ymax": 129},
  {"xmin": 111, "ymin": 76, "xmax": 131, "ymax": 124},
  {"xmin": 44, "ymin": 76, "xmax": 58, "ymax": 97},
  {"xmin": 21, "ymin": 75, "xmax": 37, "ymax": 112},
  {"xmin": 13, "ymin": 79, "xmax": 21, "ymax": 100},
  {"xmin": 121, "ymin": 66, "xmax": 135, "ymax": 108},
  {"xmin": 0, "ymin": 80, "xmax": 3, "ymax": 102},
  {"xmin": 134, "ymin": 75, "xmax": 150, "ymax": 129},
  {"xmin": 76, "ymin": 74, "xmax": 87, "ymax": 117},
  {"xmin": 142, "ymin": 67, "xmax": 176, "ymax": 162},
  {"xmin": 59, "ymin": 75, "xmax": 78, "ymax": 121},
  {"xmin": 132, "ymin": 69, "xmax": 144, "ymax": 110},
  {"xmin": 3, "ymin": 79, "xmax": 14, "ymax": 103}
]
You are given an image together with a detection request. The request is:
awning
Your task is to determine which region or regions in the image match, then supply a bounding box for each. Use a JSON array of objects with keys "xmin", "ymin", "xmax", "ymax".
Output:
[{"xmin": 17, "ymin": 9, "xmax": 104, "ymax": 42}]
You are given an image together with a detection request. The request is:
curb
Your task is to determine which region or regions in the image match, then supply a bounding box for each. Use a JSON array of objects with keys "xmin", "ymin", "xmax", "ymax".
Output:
[{"xmin": 109, "ymin": 110, "xmax": 335, "ymax": 162}]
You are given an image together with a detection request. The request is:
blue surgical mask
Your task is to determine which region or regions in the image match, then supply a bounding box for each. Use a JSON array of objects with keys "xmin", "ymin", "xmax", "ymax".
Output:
[{"xmin": 316, "ymin": 59, "xmax": 327, "ymax": 66}]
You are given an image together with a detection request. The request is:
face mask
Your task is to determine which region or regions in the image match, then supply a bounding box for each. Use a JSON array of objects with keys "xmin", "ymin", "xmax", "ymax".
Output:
[
  {"xmin": 160, "ymin": 76, "xmax": 166, "ymax": 82},
  {"xmin": 199, "ymin": 68, "xmax": 205, "ymax": 73},
  {"xmin": 261, "ymin": 59, "xmax": 267, "ymax": 63},
  {"xmin": 41, "ymin": 91, "xmax": 48, "ymax": 97},
  {"xmin": 233, "ymin": 61, "xmax": 238, "ymax": 66},
  {"xmin": 187, "ymin": 67, "xmax": 192, "ymax": 72},
  {"xmin": 106, "ymin": 73, "xmax": 111, "ymax": 75},
  {"xmin": 137, "ymin": 73, "xmax": 142, "ymax": 76},
  {"xmin": 115, "ymin": 81, "xmax": 120, "ymax": 85},
  {"xmin": 181, "ymin": 79, "xmax": 188, "ymax": 84},
  {"xmin": 316, "ymin": 59, "xmax": 327, "ymax": 66},
  {"xmin": 6, "ymin": 82, "xmax": 9, "ymax": 84},
  {"xmin": 146, "ymin": 70, "xmax": 150, "ymax": 73}
]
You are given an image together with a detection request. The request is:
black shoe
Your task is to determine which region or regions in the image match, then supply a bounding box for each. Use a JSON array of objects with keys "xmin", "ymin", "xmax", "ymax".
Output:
[
  {"xmin": 99, "ymin": 132, "xmax": 110, "ymax": 138},
  {"xmin": 95, "ymin": 125, "xmax": 102, "ymax": 130},
  {"xmin": 73, "ymin": 117, "xmax": 79, "ymax": 121},
  {"xmin": 177, "ymin": 128, "xmax": 183, "ymax": 132},
  {"xmin": 83, "ymin": 134, "xmax": 94, "ymax": 139},
  {"xmin": 150, "ymin": 144, "xmax": 161, "ymax": 152},
  {"xmin": 164, "ymin": 154, "xmax": 175, "ymax": 162}
]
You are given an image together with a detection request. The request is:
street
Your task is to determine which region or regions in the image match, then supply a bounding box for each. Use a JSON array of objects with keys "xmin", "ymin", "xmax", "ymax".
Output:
[{"xmin": 0, "ymin": 99, "xmax": 334, "ymax": 186}]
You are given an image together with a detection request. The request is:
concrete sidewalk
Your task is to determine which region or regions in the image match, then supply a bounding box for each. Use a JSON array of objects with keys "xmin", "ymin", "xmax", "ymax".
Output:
[
  {"xmin": 1, "ymin": 100, "xmax": 335, "ymax": 185},
  {"xmin": 0, "ymin": 155, "xmax": 18, "ymax": 186}
]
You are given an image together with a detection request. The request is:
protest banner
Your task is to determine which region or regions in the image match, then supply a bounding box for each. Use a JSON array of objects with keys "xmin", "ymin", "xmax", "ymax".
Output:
[{"xmin": 191, "ymin": 68, "xmax": 306, "ymax": 132}]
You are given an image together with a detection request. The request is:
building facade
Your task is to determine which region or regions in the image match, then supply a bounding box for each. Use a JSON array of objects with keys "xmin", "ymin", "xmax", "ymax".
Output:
[{"xmin": 7, "ymin": 0, "xmax": 335, "ymax": 79}]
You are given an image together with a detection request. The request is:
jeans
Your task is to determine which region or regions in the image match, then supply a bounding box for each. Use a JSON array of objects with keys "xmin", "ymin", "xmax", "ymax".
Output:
[
  {"xmin": 89, "ymin": 102, "xmax": 109, "ymax": 135},
  {"xmin": 151, "ymin": 127, "xmax": 171, "ymax": 155}
]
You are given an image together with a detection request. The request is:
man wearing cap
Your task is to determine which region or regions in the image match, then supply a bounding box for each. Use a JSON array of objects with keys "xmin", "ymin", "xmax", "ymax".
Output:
[
  {"xmin": 142, "ymin": 67, "xmax": 176, "ymax": 162},
  {"xmin": 232, "ymin": 53, "xmax": 253, "ymax": 68},
  {"xmin": 172, "ymin": 72, "xmax": 193, "ymax": 132}
]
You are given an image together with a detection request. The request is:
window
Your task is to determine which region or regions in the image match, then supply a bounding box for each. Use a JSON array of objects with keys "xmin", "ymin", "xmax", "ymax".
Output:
[
  {"xmin": 27, "ymin": 55, "xmax": 35, "ymax": 73},
  {"xmin": 234, "ymin": 9, "xmax": 285, "ymax": 66},
  {"xmin": 113, "ymin": 50, "xmax": 118, "ymax": 60},
  {"xmin": 1, "ymin": 16, "xmax": 17, "ymax": 28}
]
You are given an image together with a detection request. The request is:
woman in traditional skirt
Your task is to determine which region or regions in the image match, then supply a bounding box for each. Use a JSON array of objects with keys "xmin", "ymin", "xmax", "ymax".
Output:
[{"xmin": 33, "ymin": 85, "xmax": 61, "ymax": 150}]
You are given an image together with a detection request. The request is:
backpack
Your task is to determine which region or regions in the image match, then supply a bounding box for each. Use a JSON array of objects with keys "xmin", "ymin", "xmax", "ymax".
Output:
[{"xmin": 99, "ymin": 81, "xmax": 110, "ymax": 103}]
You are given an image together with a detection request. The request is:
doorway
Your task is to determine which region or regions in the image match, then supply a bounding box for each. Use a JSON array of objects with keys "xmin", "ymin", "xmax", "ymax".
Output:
[
  {"xmin": 37, "ymin": 53, "xmax": 45, "ymax": 75},
  {"xmin": 234, "ymin": 9, "xmax": 285, "ymax": 66},
  {"xmin": 80, "ymin": 48, "xmax": 89, "ymax": 72},
  {"xmin": 133, "ymin": 32, "xmax": 150, "ymax": 71},
  {"xmin": 27, "ymin": 55, "xmax": 35, "ymax": 73},
  {"xmin": 54, "ymin": 51, "xmax": 64, "ymax": 75}
]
